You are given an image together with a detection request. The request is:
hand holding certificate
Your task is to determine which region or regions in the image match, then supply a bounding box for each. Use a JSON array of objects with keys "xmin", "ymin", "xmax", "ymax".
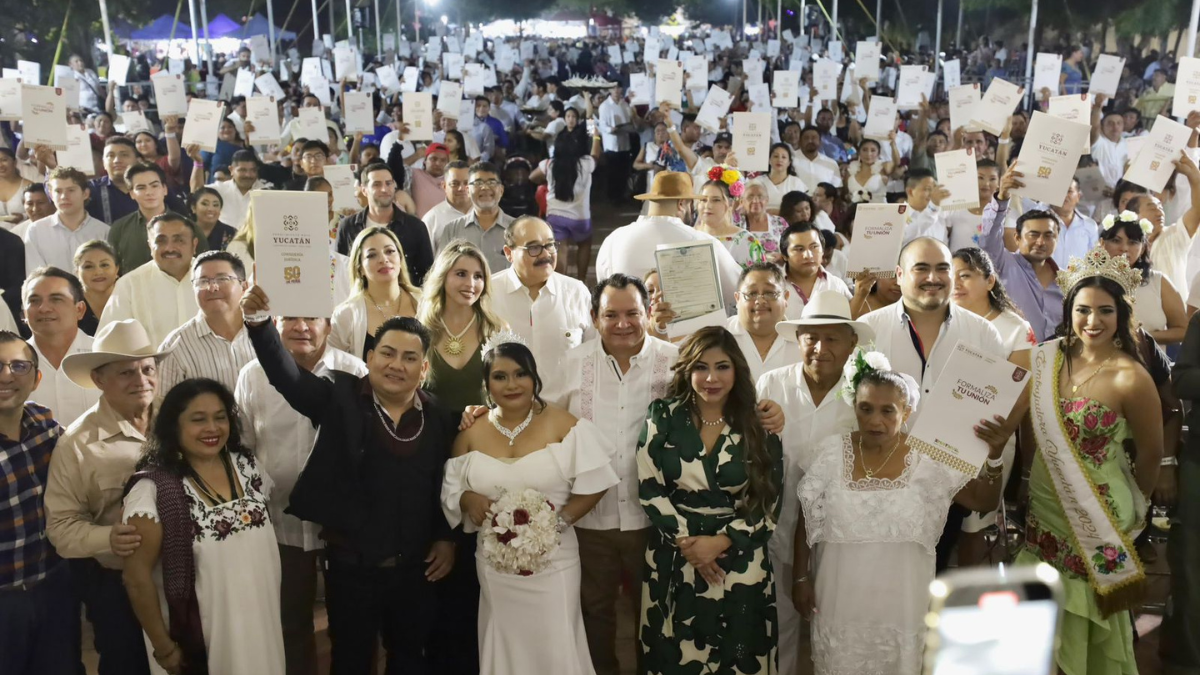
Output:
[
  {"xmin": 291, "ymin": 107, "xmax": 327, "ymax": 145},
  {"xmin": 151, "ymin": 73, "xmax": 188, "ymax": 117},
  {"xmin": 1033, "ymin": 53, "xmax": 1063, "ymax": 96},
  {"xmin": 862, "ymin": 96, "xmax": 897, "ymax": 140},
  {"xmin": 846, "ymin": 204, "xmax": 908, "ymax": 277},
  {"xmin": 772, "ymin": 70, "xmax": 799, "ymax": 108},
  {"xmin": 1089, "ymin": 54, "xmax": 1125, "ymax": 97},
  {"xmin": 907, "ymin": 341, "xmax": 1028, "ymax": 477},
  {"xmin": 252, "ymin": 191, "xmax": 334, "ymax": 319},
  {"xmin": 934, "ymin": 149, "xmax": 980, "ymax": 211},
  {"xmin": 1124, "ymin": 115, "xmax": 1193, "ymax": 193},
  {"xmin": 1012, "ymin": 111, "xmax": 1091, "ymax": 207},
  {"xmin": 438, "ymin": 81, "xmax": 463, "ymax": 118},
  {"xmin": 895, "ymin": 65, "xmax": 928, "ymax": 109},
  {"xmin": 655, "ymin": 60, "xmax": 684, "ymax": 108}
]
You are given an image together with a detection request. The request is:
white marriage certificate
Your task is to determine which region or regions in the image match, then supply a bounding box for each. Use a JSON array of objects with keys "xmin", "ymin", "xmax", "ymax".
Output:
[
  {"xmin": 1047, "ymin": 94, "xmax": 1093, "ymax": 153},
  {"xmin": 1175, "ymin": 56, "xmax": 1200, "ymax": 118},
  {"xmin": 1089, "ymin": 55, "xmax": 1125, "ymax": 97},
  {"xmin": 863, "ymin": 95, "xmax": 897, "ymax": 140},
  {"xmin": 1124, "ymin": 115, "xmax": 1193, "ymax": 193},
  {"xmin": 948, "ymin": 84, "xmax": 981, "ymax": 134},
  {"xmin": 655, "ymin": 60, "xmax": 684, "ymax": 108},
  {"xmin": 181, "ymin": 99, "xmax": 224, "ymax": 152},
  {"xmin": 935, "ymin": 149, "xmax": 980, "ymax": 211},
  {"xmin": 252, "ymin": 190, "xmax": 334, "ymax": 318},
  {"xmin": 21, "ymin": 85, "xmax": 68, "ymax": 150},
  {"xmin": 845, "ymin": 203, "xmax": 908, "ymax": 277},
  {"xmin": 246, "ymin": 96, "xmax": 282, "ymax": 145},
  {"xmin": 1013, "ymin": 111, "xmax": 1091, "ymax": 207},
  {"xmin": 292, "ymin": 107, "xmax": 327, "ymax": 144},
  {"xmin": 324, "ymin": 164, "xmax": 360, "ymax": 212},
  {"xmin": 403, "ymin": 92, "xmax": 434, "ymax": 141},
  {"xmin": 907, "ymin": 341, "xmax": 1029, "ymax": 476},
  {"xmin": 342, "ymin": 91, "xmax": 374, "ymax": 133},
  {"xmin": 971, "ymin": 78, "xmax": 1023, "ymax": 136},
  {"xmin": 655, "ymin": 240, "xmax": 725, "ymax": 327},
  {"xmin": 732, "ymin": 112, "xmax": 772, "ymax": 172},
  {"xmin": 855, "ymin": 41, "xmax": 881, "ymax": 82},
  {"xmin": 695, "ymin": 85, "xmax": 733, "ymax": 133},
  {"xmin": 151, "ymin": 73, "xmax": 189, "ymax": 117}
]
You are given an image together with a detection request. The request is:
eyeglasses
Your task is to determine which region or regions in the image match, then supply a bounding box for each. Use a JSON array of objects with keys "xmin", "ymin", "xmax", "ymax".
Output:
[
  {"xmin": 469, "ymin": 179, "xmax": 502, "ymax": 188},
  {"xmin": 515, "ymin": 242, "xmax": 559, "ymax": 257},
  {"xmin": 192, "ymin": 275, "xmax": 242, "ymax": 290},
  {"xmin": 301, "ymin": 153, "xmax": 327, "ymax": 161},
  {"xmin": 741, "ymin": 291, "xmax": 782, "ymax": 302},
  {"xmin": 0, "ymin": 360, "xmax": 34, "ymax": 376}
]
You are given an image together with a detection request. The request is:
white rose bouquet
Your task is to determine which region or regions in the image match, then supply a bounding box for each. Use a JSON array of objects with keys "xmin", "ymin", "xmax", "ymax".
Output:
[{"xmin": 481, "ymin": 488, "xmax": 561, "ymax": 576}]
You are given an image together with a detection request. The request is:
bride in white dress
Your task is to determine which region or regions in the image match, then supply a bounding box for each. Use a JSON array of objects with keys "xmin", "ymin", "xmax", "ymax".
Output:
[{"xmin": 442, "ymin": 335, "xmax": 619, "ymax": 675}]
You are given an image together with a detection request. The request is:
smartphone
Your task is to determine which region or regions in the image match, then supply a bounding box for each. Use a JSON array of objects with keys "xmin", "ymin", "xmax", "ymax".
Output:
[{"xmin": 923, "ymin": 563, "xmax": 1064, "ymax": 675}]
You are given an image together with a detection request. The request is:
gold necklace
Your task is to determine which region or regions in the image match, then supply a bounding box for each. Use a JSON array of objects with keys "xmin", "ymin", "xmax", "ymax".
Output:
[
  {"xmin": 1069, "ymin": 353, "xmax": 1116, "ymax": 395},
  {"xmin": 857, "ymin": 433, "xmax": 904, "ymax": 479},
  {"xmin": 441, "ymin": 315, "xmax": 477, "ymax": 356}
]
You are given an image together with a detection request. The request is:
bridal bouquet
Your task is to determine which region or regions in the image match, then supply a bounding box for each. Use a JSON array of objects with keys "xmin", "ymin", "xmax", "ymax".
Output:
[{"xmin": 481, "ymin": 488, "xmax": 561, "ymax": 576}]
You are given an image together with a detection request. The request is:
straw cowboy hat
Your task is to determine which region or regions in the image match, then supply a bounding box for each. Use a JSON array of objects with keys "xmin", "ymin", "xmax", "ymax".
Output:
[
  {"xmin": 62, "ymin": 320, "xmax": 174, "ymax": 389},
  {"xmin": 634, "ymin": 171, "xmax": 703, "ymax": 201},
  {"xmin": 775, "ymin": 291, "xmax": 875, "ymax": 343}
]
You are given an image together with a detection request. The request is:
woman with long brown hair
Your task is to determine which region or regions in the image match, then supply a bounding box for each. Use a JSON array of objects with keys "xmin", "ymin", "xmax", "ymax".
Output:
[{"xmin": 637, "ymin": 325, "xmax": 783, "ymax": 675}]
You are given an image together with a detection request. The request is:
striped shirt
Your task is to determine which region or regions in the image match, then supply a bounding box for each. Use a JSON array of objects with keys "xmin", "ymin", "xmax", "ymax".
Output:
[
  {"xmin": 157, "ymin": 315, "xmax": 257, "ymax": 395},
  {"xmin": 0, "ymin": 402, "xmax": 65, "ymax": 589}
]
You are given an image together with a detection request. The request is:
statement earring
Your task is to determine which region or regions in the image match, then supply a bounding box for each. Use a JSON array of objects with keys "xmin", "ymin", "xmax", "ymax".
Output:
[{"xmin": 1114, "ymin": 335, "xmax": 1124, "ymax": 349}]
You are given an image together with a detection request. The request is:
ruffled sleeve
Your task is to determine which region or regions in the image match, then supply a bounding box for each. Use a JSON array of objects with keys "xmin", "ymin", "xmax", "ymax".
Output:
[
  {"xmin": 123, "ymin": 478, "xmax": 160, "ymax": 524},
  {"xmin": 797, "ymin": 434, "xmax": 846, "ymax": 547},
  {"xmin": 440, "ymin": 454, "xmax": 476, "ymax": 533},
  {"xmin": 551, "ymin": 418, "xmax": 620, "ymax": 496}
]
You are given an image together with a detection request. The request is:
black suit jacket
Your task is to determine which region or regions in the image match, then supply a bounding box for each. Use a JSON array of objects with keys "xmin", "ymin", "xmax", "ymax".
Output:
[
  {"xmin": 0, "ymin": 228, "xmax": 26, "ymax": 337},
  {"xmin": 247, "ymin": 321, "xmax": 454, "ymax": 564}
]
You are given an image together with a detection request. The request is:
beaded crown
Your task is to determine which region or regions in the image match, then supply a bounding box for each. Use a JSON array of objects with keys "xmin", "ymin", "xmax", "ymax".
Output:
[
  {"xmin": 482, "ymin": 329, "xmax": 529, "ymax": 357},
  {"xmin": 1055, "ymin": 246, "xmax": 1143, "ymax": 298}
]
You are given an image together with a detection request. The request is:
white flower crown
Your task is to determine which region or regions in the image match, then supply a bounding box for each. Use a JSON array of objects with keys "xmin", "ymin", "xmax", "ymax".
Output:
[{"xmin": 1101, "ymin": 210, "xmax": 1153, "ymax": 236}]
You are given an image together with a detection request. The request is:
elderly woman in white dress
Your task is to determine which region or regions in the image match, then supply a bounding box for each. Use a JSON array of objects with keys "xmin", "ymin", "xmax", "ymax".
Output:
[
  {"xmin": 442, "ymin": 335, "xmax": 618, "ymax": 675},
  {"xmin": 792, "ymin": 361, "xmax": 1009, "ymax": 674}
]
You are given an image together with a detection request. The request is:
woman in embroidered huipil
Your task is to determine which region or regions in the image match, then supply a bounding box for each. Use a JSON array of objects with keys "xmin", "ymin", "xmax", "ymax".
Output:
[
  {"xmin": 121, "ymin": 378, "xmax": 283, "ymax": 675},
  {"xmin": 637, "ymin": 326, "xmax": 783, "ymax": 675},
  {"xmin": 1018, "ymin": 248, "xmax": 1163, "ymax": 675}
]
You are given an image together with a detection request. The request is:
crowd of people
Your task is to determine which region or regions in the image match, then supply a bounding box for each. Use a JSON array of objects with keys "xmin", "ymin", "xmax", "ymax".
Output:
[{"xmin": 2, "ymin": 17, "xmax": 1200, "ymax": 675}]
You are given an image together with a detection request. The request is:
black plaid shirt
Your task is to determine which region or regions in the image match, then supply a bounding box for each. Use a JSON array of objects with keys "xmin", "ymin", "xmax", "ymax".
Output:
[{"xmin": 0, "ymin": 403, "xmax": 64, "ymax": 589}]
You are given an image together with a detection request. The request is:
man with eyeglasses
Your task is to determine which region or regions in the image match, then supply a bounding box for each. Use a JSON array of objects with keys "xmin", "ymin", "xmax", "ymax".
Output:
[
  {"xmin": 490, "ymin": 215, "xmax": 594, "ymax": 402},
  {"xmin": 106, "ymin": 163, "xmax": 207, "ymax": 273},
  {"xmin": 726, "ymin": 263, "xmax": 800, "ymax": 382},
  {"xmin": 335, "ymin": 161, "xmax": 435, "ymax": 285},
  {"xmin": 98, "ymin": 214, "xmax": 201, "ymax": 348},
  {"xmin": 423, "ymin": 160, "xmax": 471, "ymax": 244},
  {"xmin": 0, "ymin": 331, "xmax": 80, "ymax": 675},
  {"xmin": 22, "ymin": 267, "xmax": 100, "ymax": 427},
  {"xmin": 435, "ymin": 162, "xmax": 515, "ymax": 274},
  {"xmin": 46, "ymin": 318, "xmax": 176, "ymax": 675},
  {"xmin": 156, "ymin": 251, "xmax": 255, "ymax": 395}
]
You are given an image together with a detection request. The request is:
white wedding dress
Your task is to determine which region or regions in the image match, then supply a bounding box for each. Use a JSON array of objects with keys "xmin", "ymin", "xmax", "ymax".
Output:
[
  {"xmin": 442, "ymin": 418, "xmax": 619, "ymax": 675},
  {"xmin": 798, "ymin": 433, "xmax": 970, "ymax": 675}
]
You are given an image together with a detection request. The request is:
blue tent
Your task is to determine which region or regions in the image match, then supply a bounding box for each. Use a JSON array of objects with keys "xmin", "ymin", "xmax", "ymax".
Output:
[
  {"xmin": 237, "ymin": 13, "xmax": 296, "ymax": 40},
  {"xmin": 205, "ymin": 14, "xmax": 242, "ymax": 39},
  {"xmin": 109, "ymin": 18, "xmax": 139, "ymax": 40},
  {"xmin": 131, "ymin": 15, "xmax": 193, "ymax": 41}
]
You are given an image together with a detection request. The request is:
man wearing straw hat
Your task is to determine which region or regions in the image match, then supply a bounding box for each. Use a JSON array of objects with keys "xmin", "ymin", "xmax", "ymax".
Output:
[
  {"xmin": 595, "ymin": 171, "xmax": 742, "ymax": 308},
  {"xmin": 757, "ymin": 290, "xmax": 875, "ymax": 675},
  {"xmin": 44, "ymin": 319, "xmax": 173, "ymax": 675}
]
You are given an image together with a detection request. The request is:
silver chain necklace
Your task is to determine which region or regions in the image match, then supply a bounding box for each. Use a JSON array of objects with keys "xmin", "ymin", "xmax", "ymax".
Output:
[
  {"xmin": 373, "ymin": 399, "xmax": 425, "ymax": 442},
  {"xmin": 489, "ymin": 408, "xmax": 534, "ymax": 446}
]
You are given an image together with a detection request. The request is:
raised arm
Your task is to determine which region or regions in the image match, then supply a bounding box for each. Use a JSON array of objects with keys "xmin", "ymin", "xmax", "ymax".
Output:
[
  {"xmin": 1175, "ymin": 149, "xmax": 1200, "ymax": 238},
  {"xmin": 1090, "ymin": 94, "xmax": 1107, "ymax": 147},
  {"xmin": 240, "ymin": 287, "xmax": 335, "ymax": 422}
]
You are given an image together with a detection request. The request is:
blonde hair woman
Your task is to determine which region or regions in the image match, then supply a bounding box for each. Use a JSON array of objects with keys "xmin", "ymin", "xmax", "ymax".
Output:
[
  {"xmin": 330, "ymin": 225, "xmax": 421, "ymax": 359},
  {"xmin": 418, "ymin": 240, "xmax": 506, "ymax": 413}
]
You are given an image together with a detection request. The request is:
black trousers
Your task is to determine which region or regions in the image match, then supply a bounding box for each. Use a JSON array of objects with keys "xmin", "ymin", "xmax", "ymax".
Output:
[
  {"xmin": 0, "ymin": 563, "xmax": 81, "ymax": 675},
  {"xmin": 935, "ymin": 503, "xmax": 970, "ymax": 572},
  {"xmin": 602, "ymin": 150, "xmax": 633, "ymax": 201},
  {"xmin": 70, "ymin": 558, "xmax": 151, "ymax": 675},
  {"xmin": 427, "ymin": 533, "xmax": 479, "ymax": 675},
  {"xmin": 324, "ymin": 554, "xmax": 438, "ymax": 675}
]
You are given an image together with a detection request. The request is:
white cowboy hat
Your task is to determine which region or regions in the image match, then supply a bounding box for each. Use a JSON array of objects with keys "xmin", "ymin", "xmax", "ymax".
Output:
[
  {"xmin": 775, "ymin": 291, "xmax": 875, "ymax": 343},
  {"xmin": 62, "ymin": 319, "xmax": 174, "ymax": 389}
]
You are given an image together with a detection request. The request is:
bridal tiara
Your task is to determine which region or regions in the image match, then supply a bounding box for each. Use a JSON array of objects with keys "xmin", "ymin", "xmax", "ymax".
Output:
[{"xmin": 482, "ymin": 329, "xmax": 529, "ymax": 357}]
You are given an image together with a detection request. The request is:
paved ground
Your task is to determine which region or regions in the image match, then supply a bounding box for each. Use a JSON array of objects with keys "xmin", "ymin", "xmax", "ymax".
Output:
[{"xmin": 81, "ymin": 197, "xmax": 1179, "ymax": 674}]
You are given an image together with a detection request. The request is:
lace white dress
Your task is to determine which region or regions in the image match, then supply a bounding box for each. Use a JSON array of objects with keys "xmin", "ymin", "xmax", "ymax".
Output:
[
  {"xmin": 441, "ymin": 419, "xmax": 620, "ymax": 675},
  {"xmin": 798, "ymin": 433, "xmax": 971, "ymax": 675},
  {"xmin": 122, "ymin": 453, "xmax": 284, "ymax": 675}
]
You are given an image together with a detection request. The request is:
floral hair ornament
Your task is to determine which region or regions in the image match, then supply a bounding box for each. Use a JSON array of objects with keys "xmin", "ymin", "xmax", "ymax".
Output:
[
  {"xmin": 1100, "ymin": 210, "xmax": 1154, "ymax": 237},
  {"xmin": 706, "ymin": 164, "xmax": 746, "ymax": 197},
  {"xmin": 482, "ymin": 329, "xmax": 529, "ymax": 357},
  {"xmin": 839, "ymin": 347, "xmax": 889, "ymax": 402},
  {"xmin": 1056, "ymin": 246, "xmax": 1144, "ymax": 298}
]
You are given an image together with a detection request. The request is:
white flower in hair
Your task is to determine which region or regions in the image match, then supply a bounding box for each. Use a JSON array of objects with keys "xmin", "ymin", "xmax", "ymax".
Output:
[
  {"xmin": 482, "ymin": 329, "xmax": 529, "ymax": 357},
  {"xmin": 1101, "ymin": 214, "xmax": 1116, "ymax": 230},
  {"xmin": 1102, "ymin": 210, "xmax": 1147, "ymax": 233},
  {"xmin": 864, "ymin": 351, "xmax": 891, "ymax": 371},
  {"xmin": 838, "ymin": 346, "xmax": 892, "ymax": 404},
  {"xmin": 1139, "ymin": 218, "xmax": 1154, "ymax": 235}
]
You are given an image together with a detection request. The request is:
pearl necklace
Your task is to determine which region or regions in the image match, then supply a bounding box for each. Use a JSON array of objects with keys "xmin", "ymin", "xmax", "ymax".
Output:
[
  {"xmin": 441, "ymin": 314, "xmax": 477, "ymax": 357},
  {"xmin": 489, "ymin": 408, "xmax": 534, "ymax": 446}
]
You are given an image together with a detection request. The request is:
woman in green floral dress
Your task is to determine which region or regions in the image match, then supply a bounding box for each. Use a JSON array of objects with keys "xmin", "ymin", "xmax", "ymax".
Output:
[{"xmin": 637, "ymin": 326, "xmax": 783, "ymax": 675}]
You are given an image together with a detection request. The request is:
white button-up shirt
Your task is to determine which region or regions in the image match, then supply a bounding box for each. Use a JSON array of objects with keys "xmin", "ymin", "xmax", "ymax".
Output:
[
  {"xmin": 98, "ymin": 261, "xmax": 200, "ymax": 349},
  {"xmin": 236, "ymin": 345, "xmax": 367, "ymax": 550},
  {"xmin": 598, "ymin": 96, "xmax": 633, "ymax": 152},
  {"xmin": 756, "ymin": 365, "xmax": 857, "ymax": 565},
  {"xmin": 158, "ymin": 314, "xmax": 258, "ymax": 395},
  {"xmin": 858, "ymin": 301, "xmax": 1006, "ymax": 422},
  {"xmin": 489, "ymin": 268, "xmax": 595, "ymax": 403},
  {"xmin": 209, "ymin": 179, "xmax": 271, "ymax": 230},
  {"xmin": 555, "ymin": 336, "xmax": 678, "ymax": 531},
  {"xmin": 23, "ymin": 213, "xmax": 110, "ymax": 272},
  {"xmin": 726, "ymin": 315, "xmax": 801, "ymax": 382},
  {"xmin": 28, "ymin": 331, "xmax": 101, "ymax": 427},
  {"xmin": 793, "ymin": 151, "xmax": 842, "ymax": 189},
  {"xmin": 422, "ymin": 200, "xmax": 468, "ymax": 244},
  {"xmin": 595, "ymin": 215, "xmax": 743, "ymax": 308},
  {"xmin": 783, "ymin": 270, "xmax": 853, "ymax": 320}
]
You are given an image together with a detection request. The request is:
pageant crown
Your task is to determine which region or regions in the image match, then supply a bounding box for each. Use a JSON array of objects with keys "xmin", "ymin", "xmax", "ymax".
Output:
[
  {"xmin": 1056, "ymin": 246, "xmax": 1143, "ymax": 298},
  {"xmin": 482, "ymin": 329, "xmax": 529, "ymax": 357}
]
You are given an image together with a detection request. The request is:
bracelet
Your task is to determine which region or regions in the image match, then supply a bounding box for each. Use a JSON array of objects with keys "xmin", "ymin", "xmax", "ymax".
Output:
[
  {"xmin": 985, "ymin": 456, "xmax": 1004, "ymax": 469},
  {"xmin": 793, "ymin": 576, "xmax": 810, "ymax": 585},
  {"xmin": 998, "ymin": 138, "xmax": 1012, "ymax": 145},
  {"xmin": 667, "ymin": 126, "xmax": 678, "ymax": 133},
  {"xmin": 1162, "ymin": 456, "xmax": 1179, "ymax": 467},
  {"xmin": 153, "ymin": 643, "xmax": 178, "ymax": 660},
  {"xmin": 556, "ymin": 512, "xmax": 575, "ymax": 533},
  {"xmin": 164, "ymin": 132, "xmax": 177, "ymax": 138}
]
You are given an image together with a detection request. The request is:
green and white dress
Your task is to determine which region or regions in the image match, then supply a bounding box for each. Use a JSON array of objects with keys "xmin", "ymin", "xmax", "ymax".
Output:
[{"xmin": 637, "ymin": 396, "xmax": 783, "ymax": 675}]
